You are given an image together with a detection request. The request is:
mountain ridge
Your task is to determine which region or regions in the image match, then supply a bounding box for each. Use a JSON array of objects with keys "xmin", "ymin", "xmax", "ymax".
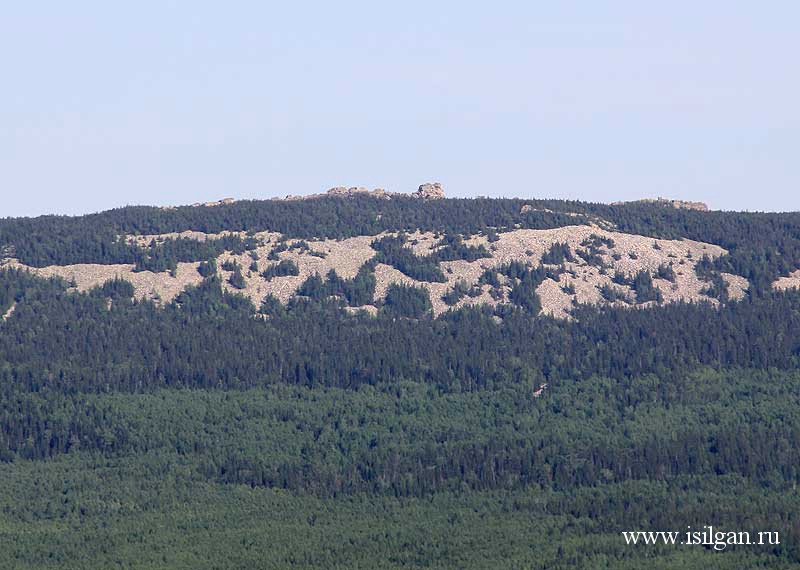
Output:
[{"xmin": 4, "ymin": 191, "xmax": 800, "ymax": 320}]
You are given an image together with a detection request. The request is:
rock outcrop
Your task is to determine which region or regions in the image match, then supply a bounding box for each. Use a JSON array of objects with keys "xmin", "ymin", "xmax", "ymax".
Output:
[
  {"xmin": 275, "ymin": 183, "xmax": 444, "ymax": 201},
  {"xmin": 773, "ymin": 270, "xmax": 800, "ymax": 291},
  {"xmin": 276, "ymin": 186, "xmax": 389, "ymax": 201},
  {"xmin": 413, "ymin": 182, "xmax": 445, "ymax": 200},
  {"xmin": 325, "ymin": 186, "xmax": 388, "ymax": 199},
  {"xmin": 190, "ymin": 198, "xmax": 236, "ymax": 208},
  {"xmin": 614, "ymin": 197, "xmax": 709, "ymax": 211}
]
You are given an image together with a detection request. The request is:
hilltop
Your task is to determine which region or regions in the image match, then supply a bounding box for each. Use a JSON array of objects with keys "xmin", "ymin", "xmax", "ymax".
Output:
[{"xmin": 5, "ymin": 184, "xmax": 799, "ymax": 321}]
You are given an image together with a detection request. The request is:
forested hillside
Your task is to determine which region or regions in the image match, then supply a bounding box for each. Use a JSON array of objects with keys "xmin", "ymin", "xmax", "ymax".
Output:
[
  {"xmin": 2, "ymin": 195, "xmax": 800, "ymax": 568},
  {"xmin": 3, "ymin": 194, "xmax": 800, "ymax": 288}
]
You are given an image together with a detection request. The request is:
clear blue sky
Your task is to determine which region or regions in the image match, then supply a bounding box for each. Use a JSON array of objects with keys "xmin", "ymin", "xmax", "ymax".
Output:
[{"xmin": 2, "ymin": 2, "xmax": 798, "ymax": 217}]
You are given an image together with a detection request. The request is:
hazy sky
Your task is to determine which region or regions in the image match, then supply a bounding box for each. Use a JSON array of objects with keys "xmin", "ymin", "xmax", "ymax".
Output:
[{"xmin": 2, "ymin": 2, "xmax": 798, "ymax": 217}]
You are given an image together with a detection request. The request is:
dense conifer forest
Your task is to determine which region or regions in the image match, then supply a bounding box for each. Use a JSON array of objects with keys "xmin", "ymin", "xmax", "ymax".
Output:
[{"xmin": 2, "ymin": 196, "xmax": 800, "ymax": 568}]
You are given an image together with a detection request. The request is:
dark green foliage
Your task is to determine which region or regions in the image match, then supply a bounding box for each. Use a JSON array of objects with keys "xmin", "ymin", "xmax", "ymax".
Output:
[
  {"xmin": 657, "ymin": 263, "xmax": 677, "ymax": 282},
  {"xmin": 297, "ymin": 266, "xmax": 376, "ymax": 306},
  {"xmin": 508, "ymin": 276, "xmax": 542, "ymax": 313},
  {"xmin": 599, "ymin": 283, "xmax": 625, "ymax": 302},
  {"xmin": 494, "ymin": 260, "xmax": 534, "ymax": 280},
  {"xmin": 631, "ymin": 270, "xmax": 663, "ymax": 303},
  {"xmin": 0, "ymin": 268, "xmax": 68, "ymax": 316},
  {"xmin": 433, "ymin": 233, "xmax": 491, "ymax": 262},
  {"xmin": 290, "ymin": 239, "xmax": 311, "ymax": 252},
  {"xmin": 382, "ymin": 283, "xmax": 432, "ymax": 318},
  {"xmin": 371, "ymin": 235, "xmax": 446, "ymax": 282},
  {"xmin": 576, "ymin": 235, "xmax": 614, "ymax": 268},
  {"xmin": 489, "ymin": 261, "xmax": 549, "ymax": 313},
  {"xmin": 267, "ymin": 240, "xmax": 289, "ymax": 260},
  {"xmin": 220, "ymin": 258, "xmax": 240, "ymax": 272},
  {"xmin": 576, "ymin": 249, "xmax": 605, "ymax": 268},
  {"xmin": 228, "ymin": 268, "xmax": 246, "ymax": 289},
  {"xmin": 696, "ymin": 255, "xmax": 730, "ymax": 302},
  {"xmin": 478, "ymin": 268, "xmax": 501, "ymax": 288},
  {"xmin": 2, "ymin": 369, "xmax": 800, "ymax": 568},
  {"xmin": 197, "ymin": 258, "xmax": 217, "ymax": 277},
  {"xmin": 285, "ymin": 240, "xmax": 325, "ymax": 258},
  {"xmin": 581, "ymin": 233, "xmax": 615, "ymax": 249},
  {"xmin": 612, "ymin": 271, "xmax": 630, "ymax": 286},
  {"xmin": 89, "ymin": 277, "xmax": 135, "ymax": 300},
  {"xmin": 259, "ymin": 294, "xmax": 285, "ymax": 317},
  {"xmin": 261, "ymin": 259, "xmax": 299, "ymax": 280},
  {"xmin": 5, "ymin": 266, "xmax": 800, "ymax": 395},
  {"xmin": 172, "ymin": 276, "xmax": 256, "ymax": 317},
  {"xmin": 6, "ymin": 368, "xmax": 800, "ymax": 495},
  {"xmin": 297, "ymin": 273, "xmax": 325, "ymax": 298},
  {"xmin": 611, "ymin": 270, "xmax": 664, "ymax": 303},
  {"xmin": 329, "ymin": 266, "xmax": 376, "ymax": 306},
  {"xmin": 373, "ymin": 231, "xmax": 490, "ymax": 283},
  {"xmin": 541, "ymin": 242, "xmax": 573, "ymax": 265},
  {"xmin": 442, "ymin": 279, "xmax": 470, "ymax": 305},
  {"xmin": 133, "ymin": 240, "xmax": 178, "ymax": 273},
  {"xmin": 700, "ymin": 274, "xmax": 730, "ymax": 302},
  {"xmin": 0, "ymin": 271, "xmax": 799, "ymax": 567},
  {"xmin": 133, "ymin": 235, "xmax": 258, "ymax": 273}
]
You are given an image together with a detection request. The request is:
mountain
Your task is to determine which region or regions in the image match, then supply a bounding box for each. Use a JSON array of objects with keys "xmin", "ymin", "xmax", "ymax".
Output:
[
  {"xmin": 2, "ymin": 188, "xmax": 800, "ymax": 569},
  {"xmin": 3, "ymin": 184, "xmax": 796, "ymax": 318}
]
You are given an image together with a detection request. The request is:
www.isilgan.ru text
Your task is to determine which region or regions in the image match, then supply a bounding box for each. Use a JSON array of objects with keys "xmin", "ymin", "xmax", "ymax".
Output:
[{"xmin": 622, "ymin": 526, "xmax": 779, "ymax": 551}]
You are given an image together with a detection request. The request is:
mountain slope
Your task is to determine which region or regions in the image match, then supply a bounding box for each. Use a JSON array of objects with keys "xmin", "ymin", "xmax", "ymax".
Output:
[
  {"xmin": 2, "ymin": 192, "xmax": 800, "ymax": 569},
  {"xmin": 3, "ymin": 225, "xmax": 747, "ymax": 318}
]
